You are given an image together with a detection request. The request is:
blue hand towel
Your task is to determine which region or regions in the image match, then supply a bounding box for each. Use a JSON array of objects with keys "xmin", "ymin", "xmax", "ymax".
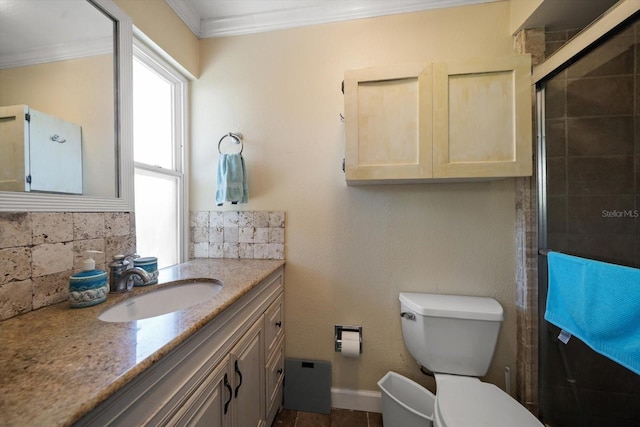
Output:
[
  {"xmin": 215, "ymin": 153, "xmax": 248, "ymax": 205},
  {"xmin": 545, "ymin": 251, "xmax": 640, "ymax": 375}
]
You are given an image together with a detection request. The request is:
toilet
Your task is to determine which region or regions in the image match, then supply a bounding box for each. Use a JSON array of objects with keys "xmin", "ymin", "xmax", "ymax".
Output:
[{"xmin": 398, "ymin": 292, "xmax": 543, "ymax": 427}]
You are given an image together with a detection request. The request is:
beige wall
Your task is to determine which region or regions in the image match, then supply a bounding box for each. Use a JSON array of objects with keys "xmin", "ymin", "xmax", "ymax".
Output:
[
  {"xmin": 0, "ymin": 55, "xmax": 116, "ymax": 197},
  {"xmin": 114, "ymin": 0, "xmax": 199, "ymax": 78},
  {"xmin": 510, "ymin": 0, "xmax": 544, "ymax": 34},
  {"xmin": 191, "ymin": 1, "xmax": 520, "ymax": 393}
]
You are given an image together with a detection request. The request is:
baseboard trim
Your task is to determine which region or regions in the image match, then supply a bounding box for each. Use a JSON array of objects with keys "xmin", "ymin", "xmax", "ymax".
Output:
[{"xmin": 331, "ymin": 388, "xmax": 382, "ymax": 413}]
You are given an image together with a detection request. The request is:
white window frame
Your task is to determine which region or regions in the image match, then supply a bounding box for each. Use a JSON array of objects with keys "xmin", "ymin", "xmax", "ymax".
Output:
[{"xmin": 133, "ymin": 37, "xmax": 189, "ymax": 265}]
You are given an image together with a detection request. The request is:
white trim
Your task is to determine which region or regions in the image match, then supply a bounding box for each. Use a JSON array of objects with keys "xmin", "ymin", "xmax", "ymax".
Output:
[
  {"xmin": 201, "ymin": 0, "xmax": 498, "ymax": 38},
  {"xmin": 133, "ymin": 26, "xmax": 196, "ymax": 80},
  {"xmin": 532, "ymin": 0, "xmax": 640, "ymax": 84},
  {"xmin": 165, "ymin": 0, "xmax": 202, "ymax": 38},
  {"xmin": 167, "ymin": 0, "xmax": 500, "ymax": 39},
  {"xmin": 0, "ymin": 37, "xmax": 112, "ymax": 70},
  {"xmin": 133, "ymin": 37, "xmax": 189, "ymax": 264},
  {"xmin": 331, "ymin": 388, "xmax": 382, "ymax": 413},
  {"xmin": 0, "ymin": 0, "xmax": 134, "ymax": 212}
]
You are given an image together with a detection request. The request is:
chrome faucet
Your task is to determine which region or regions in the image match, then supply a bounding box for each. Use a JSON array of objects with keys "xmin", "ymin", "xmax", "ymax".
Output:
[{"xmin": 108, "ymin": 254, "xmax": 152, "ymax": 293}]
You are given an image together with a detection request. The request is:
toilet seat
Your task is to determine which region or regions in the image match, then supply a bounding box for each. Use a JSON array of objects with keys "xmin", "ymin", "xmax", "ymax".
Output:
[{"xmin": 434, "ymin": 375, "xmax": 542, "ymax": 427}]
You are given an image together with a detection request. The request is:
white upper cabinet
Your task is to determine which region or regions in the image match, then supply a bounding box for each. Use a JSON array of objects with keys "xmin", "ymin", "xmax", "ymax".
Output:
[
  {"xmin": 0, "ymin": 105, "xmax": 83, "ymax": 194},
  {"xmin": 344, "ymin": 55, "xmax": 532, "ymax": 184},
  {"xmin": 344, "ymin": 63, "xmax": 433, "ymax": 183},
  {"xmin": 432, "ymin": 55, "xmax": 532, "ymax": 179}
]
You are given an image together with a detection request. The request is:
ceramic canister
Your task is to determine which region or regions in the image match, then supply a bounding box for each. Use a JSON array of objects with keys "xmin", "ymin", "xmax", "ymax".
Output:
[
  {"xmin": 68, "ymin": 270, "xmax": 108, "ymax": 308},
  {"xmin": 133, "ymin": 256, "xmax": 158, "ymax": 286}
]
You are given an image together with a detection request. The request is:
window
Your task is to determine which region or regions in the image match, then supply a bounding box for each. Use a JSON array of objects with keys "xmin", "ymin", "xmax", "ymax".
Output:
[{"xmin": 133, "ymin": 39, "xmax": 187, "ymax": 268}]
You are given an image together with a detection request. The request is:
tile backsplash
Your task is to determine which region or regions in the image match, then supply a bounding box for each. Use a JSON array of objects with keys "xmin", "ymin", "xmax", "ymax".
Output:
[
  {"xmin": 0, "ymin": 212, "xmax": 136, "ymax": 321},
  {"xmin": 190, "ymin": 211, "xmax": 285, "ymax": 260},
  {"xmin": 0, "ymin": 210, "xmax": 283, "ymax": 321}
]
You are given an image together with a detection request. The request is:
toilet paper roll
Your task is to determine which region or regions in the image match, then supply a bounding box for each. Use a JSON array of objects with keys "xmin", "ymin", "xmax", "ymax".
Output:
[{"xmin": 341, "ymin": 331, "xmax": 360, "ymax": 358}]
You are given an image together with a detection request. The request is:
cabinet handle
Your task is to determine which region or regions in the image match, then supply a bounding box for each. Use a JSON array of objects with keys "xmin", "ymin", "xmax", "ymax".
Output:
[
  {"xmin": 275, "ymin": 321, "xmax": 282, "ymax": 327},
  {"xmin": 223, "ymin": 374, "xmax": 232, "ymax": 414},
  {"xmin": 234, "ymin": 360, "xmax": 243, "ymax": 398},
  {"xmin": 277, "ymin": 368, "xmax": 283, "ymax": 375}
]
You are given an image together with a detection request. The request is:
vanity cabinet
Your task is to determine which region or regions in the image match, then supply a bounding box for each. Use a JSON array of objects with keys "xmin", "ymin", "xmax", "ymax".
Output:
[
  {"xmin": 344, "ymin": 55, "xmax": 532, "ymax": 184},
  {"xmin": 169, "ymin": 319, "xmax": 266, "ymax": 427},
  {"xmin": 266, "ymin": 336, "xmax": 285, "ymax": 424},
  {"xmin": 230, "ymin": 320, "xmax": 265, "ymax": 427},
  {"xmin": 76, "ymin": 267, "xmax": 284, "ymax": 427},
  {"xmin": 168, "ymin": 355, "xmax": 232, "ymax": 426},
  {"xmin": 264, "ymin": 295, "xmax": 285, "ymax": 425}
]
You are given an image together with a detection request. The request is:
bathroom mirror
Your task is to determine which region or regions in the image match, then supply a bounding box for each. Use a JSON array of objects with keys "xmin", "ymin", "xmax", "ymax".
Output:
[{"xmin": 0, "ymin": 0, "xmax": 133, "ymax": 211}]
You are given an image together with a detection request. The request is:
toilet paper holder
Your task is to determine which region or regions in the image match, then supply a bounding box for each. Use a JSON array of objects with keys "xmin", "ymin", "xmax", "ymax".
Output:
[{"xmin": 334, "ymin": 325, "xmax": 362, "ymax": 354}]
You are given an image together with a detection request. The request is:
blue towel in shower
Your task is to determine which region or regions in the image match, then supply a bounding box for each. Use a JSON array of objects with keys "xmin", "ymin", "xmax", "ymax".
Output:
[
  {"xmin": 215, "ymin": 153, "xmax": 248, "ymax": 205},
  {"xmin": 545, "ymin": 251, "xmax": 640, "ymax": 375}
]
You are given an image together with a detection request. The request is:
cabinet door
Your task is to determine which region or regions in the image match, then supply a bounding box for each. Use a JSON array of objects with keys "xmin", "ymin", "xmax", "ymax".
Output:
[
  {"xmin": 0, "ymin": 105, "xmax": 29, "ymax": 191},
  {"xmin": 344, "ymin": 63, "xmax": 433, "ymax": 184},
  {"xmin": 28, "ymin": 108, "xmax": 83, "ymax": 194},
  {"xmin": 167, "ymin": 356, "xmax": 233, "ymax": 427},
  {"xmin": 231, "ymin": 319, "xmax": 265, "ymax": 427},
  {"xmin": 432, "ymin": 55, "xmax": 532, "ymax": 178}
]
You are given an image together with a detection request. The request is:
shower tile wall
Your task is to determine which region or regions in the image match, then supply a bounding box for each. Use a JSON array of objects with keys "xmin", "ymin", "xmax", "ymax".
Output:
[
  {"xmin": 543, "ymin": 23, "xmax": 640, "ymax": 427},
  {"xmin": 514, "ymin": 26, "xmax": 545, "ymax": 415},
  {"xmin": 545, "ymin": 24, "xmax": 639, "ymax": 268}
]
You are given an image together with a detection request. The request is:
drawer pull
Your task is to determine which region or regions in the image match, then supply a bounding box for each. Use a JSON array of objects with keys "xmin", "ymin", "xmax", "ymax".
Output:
[
  {"xmin": 223, "ymin": 374, "xmax": 232, "ymax": 414},
  {"xmin": 234, "ymin": 360, "xmax": 243, "ymax": 398}
]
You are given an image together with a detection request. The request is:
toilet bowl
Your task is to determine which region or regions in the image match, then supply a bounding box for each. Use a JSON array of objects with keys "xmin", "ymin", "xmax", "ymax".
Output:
[
  {"xmin": 398, "ymin": 292, "xmax": 543, "ymax": 427},
  {"xmin": 433, "ymin": 374, "xmax": 541, "ymax": 427}
]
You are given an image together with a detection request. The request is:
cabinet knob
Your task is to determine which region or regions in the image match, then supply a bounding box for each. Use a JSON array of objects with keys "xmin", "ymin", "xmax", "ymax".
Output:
[
  {"xmin": 50, "ymin": 134, "xmax": 67, "ymax": 143},
  {"xmin": 275, "ymin": 321, "xmax": 282, "ymax": 328}
]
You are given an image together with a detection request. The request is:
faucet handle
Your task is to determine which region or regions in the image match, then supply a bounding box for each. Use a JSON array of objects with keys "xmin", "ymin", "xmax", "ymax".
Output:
[
  {"xmin": 124, "ymin": 253, "xmax": 140, "ymax": 263},
  {"xmin": 109, "ymin": 254, "xmax": 129, "ymax": 269}
]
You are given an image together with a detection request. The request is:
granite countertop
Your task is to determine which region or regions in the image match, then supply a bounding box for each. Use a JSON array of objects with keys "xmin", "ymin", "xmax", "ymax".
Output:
[{"xmin": 0, "ymin": 258, "xmax": 285, "ymax": 427}]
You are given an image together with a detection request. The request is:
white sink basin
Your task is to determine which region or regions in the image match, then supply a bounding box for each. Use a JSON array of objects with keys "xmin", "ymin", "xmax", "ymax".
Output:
[{"xmin": 98, "ymin": 280, "xmax": 223, "ymax": 322}]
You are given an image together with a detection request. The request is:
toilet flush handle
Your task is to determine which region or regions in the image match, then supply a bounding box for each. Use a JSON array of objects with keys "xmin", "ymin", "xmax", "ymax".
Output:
[{"xmin": 400, "ymin": 312, "xmax": 416, "ymax": 321}]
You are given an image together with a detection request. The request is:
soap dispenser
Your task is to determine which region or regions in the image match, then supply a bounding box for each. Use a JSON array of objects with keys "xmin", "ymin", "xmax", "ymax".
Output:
[{"xmin": 68, "ymin": 250, "xmax": 109, "ymax": 308}]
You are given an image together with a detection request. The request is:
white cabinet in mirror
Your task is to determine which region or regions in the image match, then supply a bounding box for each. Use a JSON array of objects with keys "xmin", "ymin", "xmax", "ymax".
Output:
[{"xmin": 0, "ymin": 0, "xmax": 133, "ymax": 212}]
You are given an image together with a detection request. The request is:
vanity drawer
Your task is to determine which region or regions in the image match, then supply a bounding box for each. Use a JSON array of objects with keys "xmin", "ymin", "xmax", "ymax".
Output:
[
  {"xmin": 264, "ymin": 294, "xmax": 284, "ymax": 355},
  {"xmin": 265, "ymin": 336, "xmax": 285, "ymax": 425}
]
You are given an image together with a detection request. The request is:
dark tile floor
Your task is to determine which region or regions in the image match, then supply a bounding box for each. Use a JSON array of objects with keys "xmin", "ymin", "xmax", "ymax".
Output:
[{"xmin": 272, "ymin": 408, "xmax": 383, "ymax": 427}]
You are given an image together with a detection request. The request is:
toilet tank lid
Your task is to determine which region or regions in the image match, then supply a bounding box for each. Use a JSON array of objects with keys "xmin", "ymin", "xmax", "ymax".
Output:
[{"xmin": 399, "ymin": 292, "xmax": 504, "ymax": 321}]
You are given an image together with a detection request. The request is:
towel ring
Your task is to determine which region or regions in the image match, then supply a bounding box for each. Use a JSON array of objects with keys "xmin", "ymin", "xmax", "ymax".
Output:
[{"xmin": 218, "ymin": 132, "xmax": 243, "ymax": 154}]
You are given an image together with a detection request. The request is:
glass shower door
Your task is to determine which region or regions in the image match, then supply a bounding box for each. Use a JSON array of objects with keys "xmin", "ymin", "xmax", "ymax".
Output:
[{"xmin": 539, "ymin": 16, "xmax": 640, "ymax": 427}]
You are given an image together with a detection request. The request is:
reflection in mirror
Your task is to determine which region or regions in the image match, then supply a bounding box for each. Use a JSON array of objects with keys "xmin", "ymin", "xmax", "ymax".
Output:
[{"xmin": 0, "ymin": 0, "xmax": 116, "ymax": 197}]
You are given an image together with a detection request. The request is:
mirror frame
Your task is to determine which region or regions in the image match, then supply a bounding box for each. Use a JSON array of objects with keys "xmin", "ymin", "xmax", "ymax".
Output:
[{"xmin": 0, "ymin": 0, "xmax": 133, "ymax": 212}]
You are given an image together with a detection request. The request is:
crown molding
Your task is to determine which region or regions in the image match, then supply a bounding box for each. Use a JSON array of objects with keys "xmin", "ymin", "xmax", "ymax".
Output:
[
  {"xmin": 0, "ymin": 37, "xmax": 112, "ymax": 70},
  {"xmin": 166, "ymin": 0, "xmax": 498, "ymax": 39},
  {"xmin": 165, "ymin": 0, "xmax": 202, "ymax": 37}
]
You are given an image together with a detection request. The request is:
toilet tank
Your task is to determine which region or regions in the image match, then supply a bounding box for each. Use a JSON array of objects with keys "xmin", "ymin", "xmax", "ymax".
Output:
[{"xmin": 399, "ymin": 292, "xmax": 504, "ymax": 377}]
